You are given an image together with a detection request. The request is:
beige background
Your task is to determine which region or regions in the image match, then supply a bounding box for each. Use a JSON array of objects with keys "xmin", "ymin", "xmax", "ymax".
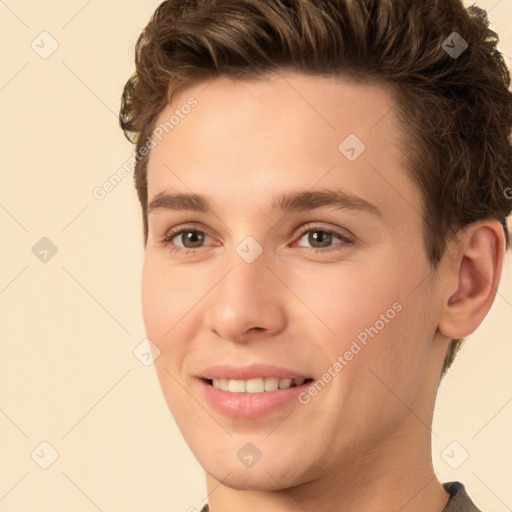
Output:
[{"xmin": 0, "ymin": 1, "xmax": 511, "ymax": 511}]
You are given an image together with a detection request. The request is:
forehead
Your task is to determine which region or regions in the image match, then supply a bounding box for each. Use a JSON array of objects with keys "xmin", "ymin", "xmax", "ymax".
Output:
[{"xmin": 145, "ymin": 72, "xmax": 420, "ymax": 224}]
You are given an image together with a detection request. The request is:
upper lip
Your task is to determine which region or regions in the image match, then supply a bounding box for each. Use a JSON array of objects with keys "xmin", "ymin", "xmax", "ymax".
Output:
[{"xmin": 199, "ymin": 363, "xmax": 312, "ymax": 381}]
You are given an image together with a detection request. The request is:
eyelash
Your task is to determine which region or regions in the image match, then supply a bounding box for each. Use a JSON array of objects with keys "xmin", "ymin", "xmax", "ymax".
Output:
[{"xmin": 160, "ymin": 224, "xmax": 353, "ymax": 255}]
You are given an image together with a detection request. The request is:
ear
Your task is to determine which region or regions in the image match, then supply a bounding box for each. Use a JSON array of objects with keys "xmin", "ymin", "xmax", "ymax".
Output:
[{"xmin": 438, "ymin": 219, "xmax": 506, "ymax": 340}]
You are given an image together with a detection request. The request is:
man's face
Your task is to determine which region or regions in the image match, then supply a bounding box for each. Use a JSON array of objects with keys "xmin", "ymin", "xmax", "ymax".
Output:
[{"xmin": 142, "ymin": 73, "xmax": 446, "ymax": 489}]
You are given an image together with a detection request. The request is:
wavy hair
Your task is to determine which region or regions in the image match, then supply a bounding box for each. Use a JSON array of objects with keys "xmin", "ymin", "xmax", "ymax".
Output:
[{"xmin": 120, "ymin": 0, "xmax": 512, "ymax": 375}]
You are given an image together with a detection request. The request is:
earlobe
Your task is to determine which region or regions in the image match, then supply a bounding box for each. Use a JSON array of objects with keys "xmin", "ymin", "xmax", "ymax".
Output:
[{"xmin": 438, "ymin": 220, "xmax": 505, "ymax": 340}]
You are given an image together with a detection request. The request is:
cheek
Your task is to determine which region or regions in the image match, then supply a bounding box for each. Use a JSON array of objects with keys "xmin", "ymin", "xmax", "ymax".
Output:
[
  {"xmin": 140, "ymin": 256, "xmax": 188, "ymax": 360},
  {"xmin": 141, "ymin": 257, "xmax": 198, "ymax": 419},
  {"xmin": 141, "ymin": 254, "xmax": 210, "ymax": 378},
  {"xmin": 294, "ymin": 261, "xmax": 403, "ymax": 346},
  {"xmin": 141, "ymin": 258, "xmax": 166, "ymax": 338},
  {"xmin": 141, "ymin": 255, "xmax": 195, "ymax": 337},
  {"xmin": 295, "ymin": 256, "xmax": 429, "ymax": 384}
]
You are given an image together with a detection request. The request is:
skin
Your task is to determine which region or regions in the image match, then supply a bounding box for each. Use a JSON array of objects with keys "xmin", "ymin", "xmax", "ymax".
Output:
[{"xmin": 141, "ymin": 72, "xmax": 505, "ymax": 512}]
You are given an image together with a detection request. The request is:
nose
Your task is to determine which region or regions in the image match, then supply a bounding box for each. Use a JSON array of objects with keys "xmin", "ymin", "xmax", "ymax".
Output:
[{"xmin": 203, "ymin": 248, "xmax": 288, "ymax": 343}]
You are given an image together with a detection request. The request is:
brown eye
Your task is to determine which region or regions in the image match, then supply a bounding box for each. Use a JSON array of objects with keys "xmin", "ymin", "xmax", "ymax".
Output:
[
  {"xmin": 307, "ymin": 230, "xmax": 334, "ymax": 248},
  {"xmin": 172, "ymin": 230, "xmax": 207, "ymax": 248},
  {"xmin": 294, "ymin": 226, "xmax": 353, "ymax": 253}
]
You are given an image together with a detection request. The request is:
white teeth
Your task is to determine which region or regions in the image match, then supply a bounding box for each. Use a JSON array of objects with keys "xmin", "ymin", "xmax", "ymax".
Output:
[
  {"xmin": 279, "ymin": 378, "xmax": 292, "ymax": 389},
  {"xmin": 228, "ymin": 379, "xmax": 246, "ymax": 393},
  {"xmin": 211, "ymin": 377, "xmax": 308, "ymax": 393},
  {"xmin": 264, "ymin": 377, "xmax": 279, "ymax": 391},
  {"xmin": 246, "ymin": 378, "xmax": 265, "ymax": 393}
]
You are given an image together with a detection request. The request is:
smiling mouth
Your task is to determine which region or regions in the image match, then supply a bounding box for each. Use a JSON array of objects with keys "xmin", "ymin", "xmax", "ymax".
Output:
[{"xmin": 202, "ymin": 377, "xmax": 314, "ymax": 393}]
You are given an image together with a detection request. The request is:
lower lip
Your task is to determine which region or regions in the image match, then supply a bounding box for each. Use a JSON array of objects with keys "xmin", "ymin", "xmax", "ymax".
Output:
[{"xmin": 198, "ymin": 378, "xmax": 312, "ymax": 419}]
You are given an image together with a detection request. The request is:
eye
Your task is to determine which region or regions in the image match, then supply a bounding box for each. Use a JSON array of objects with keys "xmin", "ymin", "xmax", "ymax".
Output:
[
  {"xmin": 161, "ymin": 228, "xmax": 213, "ymax": 253},
  {"xmin": 294, "ymin": 225, "xmax": 353, "ymax": 252}
]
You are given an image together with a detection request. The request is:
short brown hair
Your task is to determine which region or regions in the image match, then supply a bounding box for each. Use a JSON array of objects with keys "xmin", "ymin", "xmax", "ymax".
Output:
[{"xmin": 119, "ymin": 0, "xmax": 512, "ymax": 375}]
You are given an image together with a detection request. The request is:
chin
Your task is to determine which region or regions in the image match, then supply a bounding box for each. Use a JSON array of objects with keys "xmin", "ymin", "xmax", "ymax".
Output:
[
  {"xmin": 206, "ymin": 466, "xmax": 300, "ymax": 492},
  {"xmin": 200, "ymin": 448, "xmax": 314, "ymax": 492}
]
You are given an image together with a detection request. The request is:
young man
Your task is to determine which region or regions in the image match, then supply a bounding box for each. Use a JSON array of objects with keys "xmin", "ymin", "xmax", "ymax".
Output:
[{"xmin": 119, "ymin": 1, "xmax": 512, "ymax": 510}]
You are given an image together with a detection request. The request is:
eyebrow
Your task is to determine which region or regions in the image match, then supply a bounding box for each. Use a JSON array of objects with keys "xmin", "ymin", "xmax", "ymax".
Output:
[{"xmin": 147, "ymin": 188, "xmax": 382, "ymax": 218}]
